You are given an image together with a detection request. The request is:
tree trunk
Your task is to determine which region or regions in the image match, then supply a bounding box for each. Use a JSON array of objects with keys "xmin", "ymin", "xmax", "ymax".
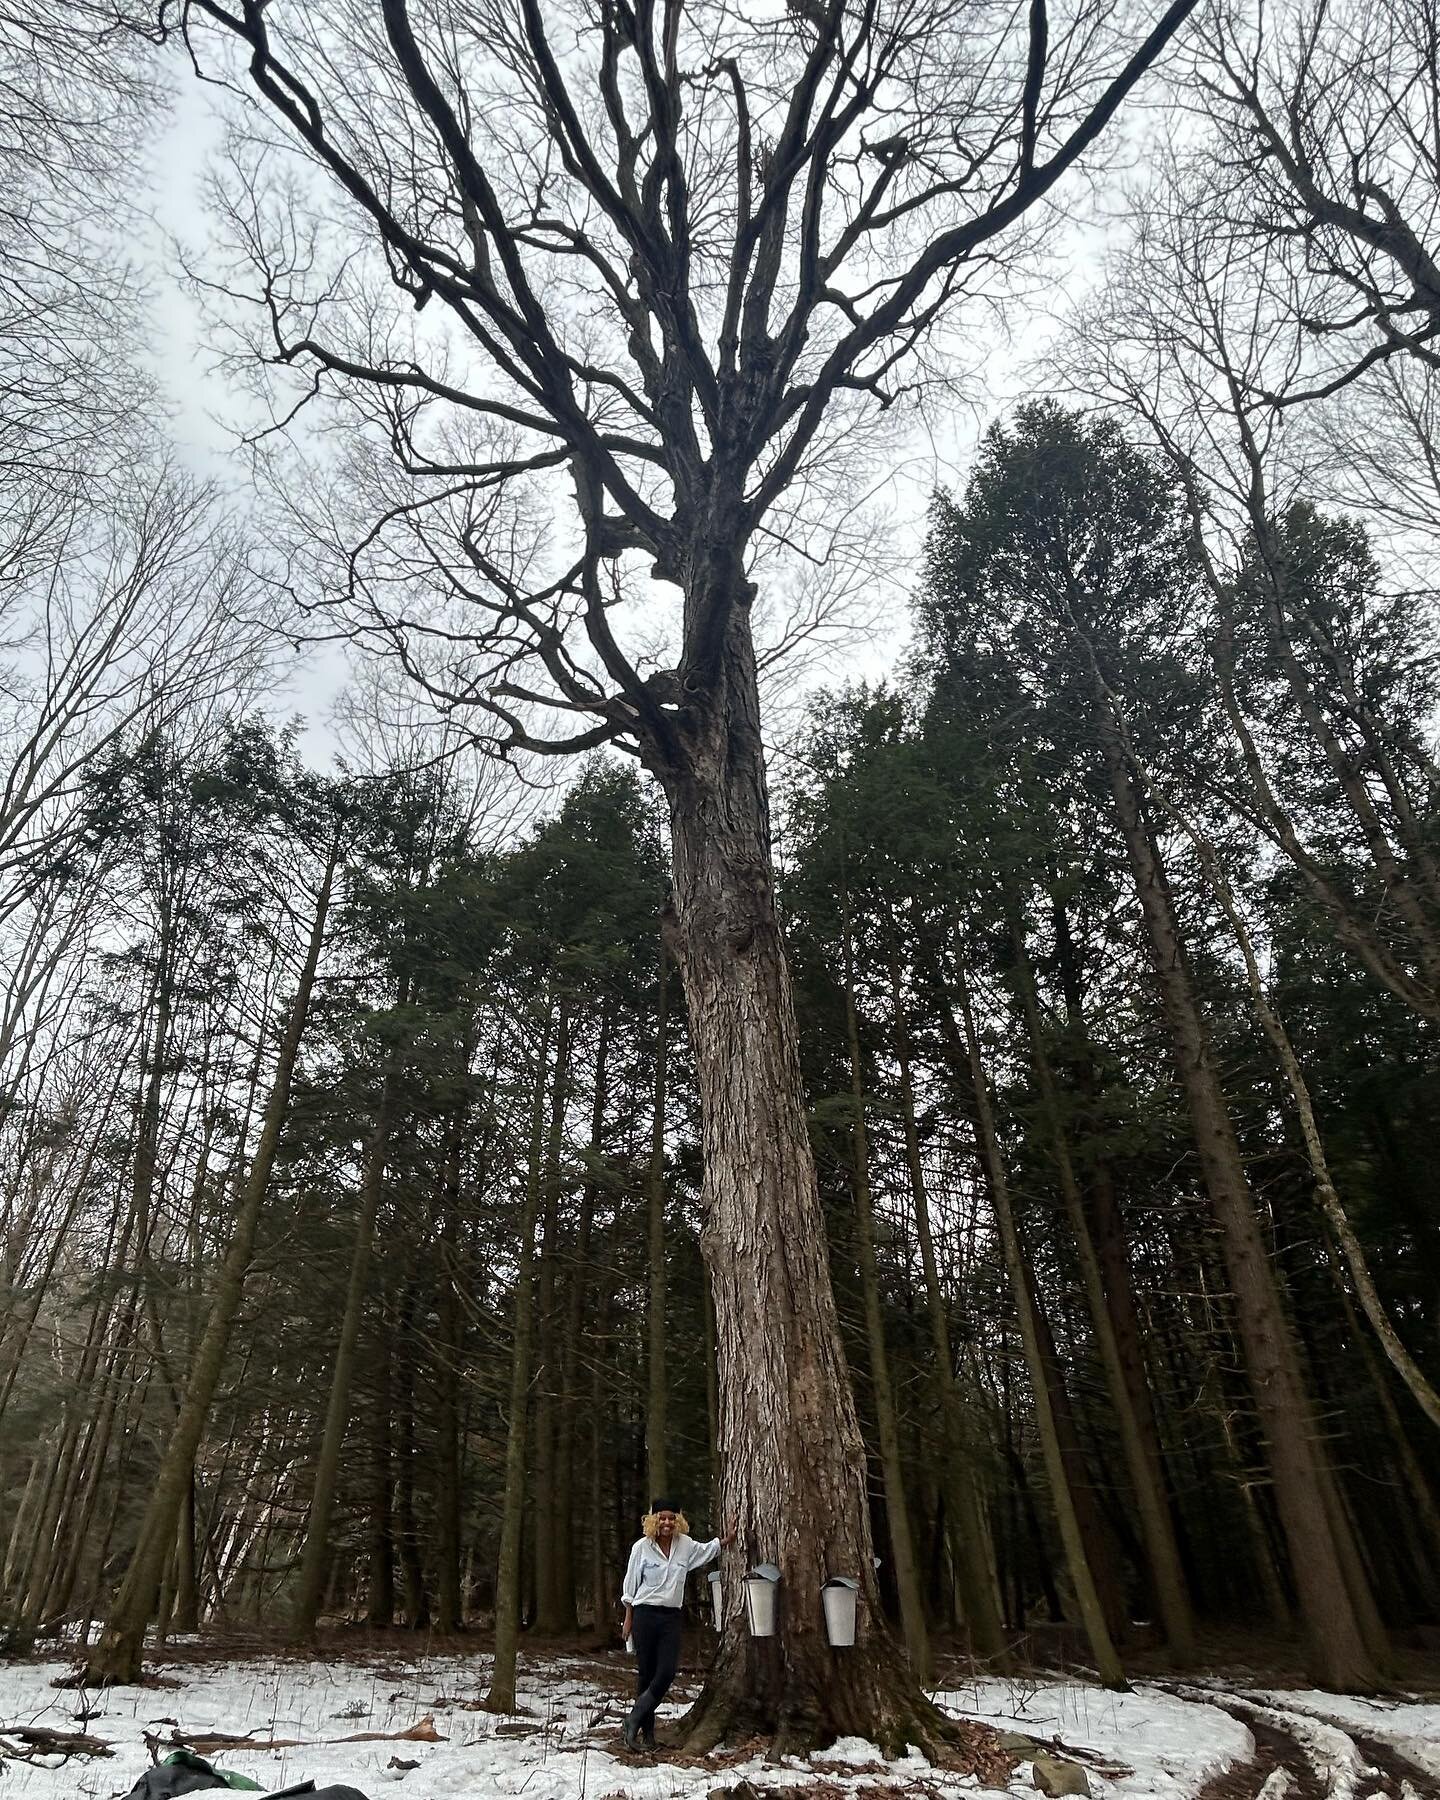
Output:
[
  {"xmin": 1026, "ymin": 1267, "xmax": 1130, "ymax": 1644},
  {"xmin": 890, "ymin": 954, "xmax": 1008, "ymax": 1663},
  {"xmin": 434, "ymin": 1098, "xmax": 468, "ymax": 1635},
  {"xmin": 173, "ymin": 1475, "xmax": 199, "ymax": 1634},
  {"xmin": 589, "ymin": 1326, "xmax": 614, "ymax": 1637},
  {"xmin": 1092, "ymin": 685, "xmax": 1384, "ymax": 1690},
  {"xmin": 839, "ymin": 905, "xmax": 932, "ymax": 1685},
  {"xmin": 653, "ymin": 605, "xmax": 949, "ymax": 1757},
  {"xmin": 1005, "ymin": 906, "xmax": 1196, "ymax": 1660},
  {"xmin": 84, "ymin": 844, "xmax": 338, "ymax": 1684},
  {"xmin": 702, "ymin": 1273, "xmax": 721, "ymax": 1520},
  {"xmin": 1192, "ymin": 837, "xmax": 1440, "ymax": 1431},
  {"xmin": 366, "ymin": 1310, "xmax": 396, "ymax": 1628},
  {"xmin": 531, "ymin": 1003, "xmax": 570, "ymax": 1636},
  {"xmin": 394, "ymin": 1291, "xmax": 431, "ymax": 1631},
  {"xmin": 551, "ymin": 1005, "xmax": 612, "ymax": 1635},
  {"xmin": 646, "ymin": 944, "xmax": 670, "ymax": 1501},
  {"xmin": 948, "ymin": 954, "xmax": 1127, "ymax": 1690},
  {"xmin": 290, "ymin": 1067, "xmax": 398, "ymax": 1639},
  {"xmin": 485, "ymin": 996, "xmax": 556, "ymax": 1712}
]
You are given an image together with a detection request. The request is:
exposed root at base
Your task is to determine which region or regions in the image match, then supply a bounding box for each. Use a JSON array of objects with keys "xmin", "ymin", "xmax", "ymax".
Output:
[{"xmin": 677, "ymin": 1683, "xmax": 1011, "ymax": 1781}]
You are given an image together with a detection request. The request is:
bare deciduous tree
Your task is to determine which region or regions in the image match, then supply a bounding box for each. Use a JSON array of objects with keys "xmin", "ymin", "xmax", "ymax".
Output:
[
  {"xmin": 1200, "ymin": 0, "xmax": 1440, "ymax": 404},
  {"xmin": 142, "ymin": 0, "xmax": 1198, "ymax": 1747}
]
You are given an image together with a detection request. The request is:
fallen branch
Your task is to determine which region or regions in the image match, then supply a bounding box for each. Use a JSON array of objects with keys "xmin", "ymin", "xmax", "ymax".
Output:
[
  {"xmin": 0, "ymin": 1723, "xmax": 114, "ymax": 1761},
  {"xmin": 146, "ymin": 1714, "xmax": 447, "ymax": 1758}
]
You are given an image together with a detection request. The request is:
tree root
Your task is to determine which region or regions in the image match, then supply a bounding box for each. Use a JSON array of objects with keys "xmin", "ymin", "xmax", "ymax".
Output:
[{"xmin": 678, "ymin": 1664, "xmax": 1003, "ymax": 1774}]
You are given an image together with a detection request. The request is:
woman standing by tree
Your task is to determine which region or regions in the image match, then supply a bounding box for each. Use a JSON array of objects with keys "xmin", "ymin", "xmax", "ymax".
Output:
[{"xmin": 621, "ymin": 1501, "xmax": 736, "ymax": 1750}]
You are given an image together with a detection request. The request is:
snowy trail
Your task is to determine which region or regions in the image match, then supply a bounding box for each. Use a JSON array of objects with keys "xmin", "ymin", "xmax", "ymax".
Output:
[
  {"xmin": 0, "ymin": 1649, "xmax": 1437, "ymax": 1800},
  {"xmin": 1163, "ymin": 1683, "xmax": 1440, "ymax": 1800}
]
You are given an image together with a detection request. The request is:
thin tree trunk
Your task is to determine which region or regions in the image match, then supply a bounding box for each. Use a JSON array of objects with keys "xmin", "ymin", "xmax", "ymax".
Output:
[
  {"xmin": 1090, "ymin": 679, "xmax": 1384, "ymax": 1690},
  {"xmin": 646, "ymin": 944, "xmax": 670, "ymax": 1501},
  {"xmin": 1049, "ymin": 896, "xmax": 1179, "ymax": 1519},
  {"xmin": 890, "ymin": 953, "xmax": 1008, "ymax": 1663},
  {"xmin": 1191, "ymin": 837, "xmax": 1440, "ymax": 1431},
  {"xmin": 1333, "ymin": 1263, "xmax": 1440, "ymax": 1604},
  {"xmin": 589, "ymin": 1346, "xmax": 610, "ymax": 1635},
  {"xmin": 531, "ymin": 1003, "xmax": 570, "ymax": 1636},
  {"xmin": 434, "ymin": 1096, "xmax": 468, "ymax": 1635},
  {"xmin": 840, "ymin": 905, "xmax": 931, "ymax": 1685},
  {"xmin": 552, "ymin": 1005, "xmax": 612, "ymax": 1635},
  {"xmin": 85, "ymin": 842, "xmax": 339, "ymax": 1684},
  {"xmin": 485, "ymin": 995, "xmax": 556, "ymax": 1712},
  {"xmin": 291, "ymin": 1065, "xmax": 399, "ymax": 1638},
  {"xmin": 1004, "ymin": 905, "xmax": 1196, "ymax": 1660},
  {"xmin": 394, "ymin": 1288, "xmax": 431, "ymax": 1630},
  {"xmin": 1026, "ymin": 1267, "xmax": 1130, "ymax": 1643},
  {"xmin": 366, "ymin": 1308, "xmax": 396, "ymax": 1628},
  {"xmin": 948, "ymin": 953, "xmax": 1128, "ymax": 1690}
]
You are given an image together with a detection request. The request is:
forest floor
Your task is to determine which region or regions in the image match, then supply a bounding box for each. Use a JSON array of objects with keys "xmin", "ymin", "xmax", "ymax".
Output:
[{"xmin": 1, "ymin": 1638, "xmax": 1439, "ymax": 1800}]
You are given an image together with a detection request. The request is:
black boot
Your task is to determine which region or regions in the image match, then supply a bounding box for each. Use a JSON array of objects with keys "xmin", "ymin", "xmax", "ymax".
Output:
[{"xmin": 621, "ymin": 1712, "xmax": 641, "ymax": 1751}]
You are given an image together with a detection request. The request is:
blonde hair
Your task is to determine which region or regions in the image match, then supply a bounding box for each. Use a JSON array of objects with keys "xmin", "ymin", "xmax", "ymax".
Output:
[{"xmin": 642, "ymin": 1510, "xmax": 689, "ymax": 1540}]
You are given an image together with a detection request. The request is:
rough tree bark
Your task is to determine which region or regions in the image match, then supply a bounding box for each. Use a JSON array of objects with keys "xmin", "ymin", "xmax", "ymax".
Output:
[{"xmin": 656, "ymin": 602, "xmax": 952, "ymax": 1757}]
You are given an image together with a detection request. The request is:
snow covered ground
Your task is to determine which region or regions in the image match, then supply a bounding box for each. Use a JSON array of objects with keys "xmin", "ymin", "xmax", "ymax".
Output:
[{"xmin": 0, "ymin": 1647, "xmax": 1435, "ymax": 1800}]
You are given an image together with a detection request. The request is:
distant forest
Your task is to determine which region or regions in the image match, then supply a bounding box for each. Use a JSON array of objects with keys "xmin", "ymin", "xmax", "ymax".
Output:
[{"xmin": 4, "ymin": 401, "xmax": 1436, "ymax": 1688}]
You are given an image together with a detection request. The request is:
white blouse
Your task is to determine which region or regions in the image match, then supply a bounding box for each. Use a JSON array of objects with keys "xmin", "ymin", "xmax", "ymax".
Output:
[{"xmin": 620, "ymin": 1532, "xmax": 722, "ymax": 1609}]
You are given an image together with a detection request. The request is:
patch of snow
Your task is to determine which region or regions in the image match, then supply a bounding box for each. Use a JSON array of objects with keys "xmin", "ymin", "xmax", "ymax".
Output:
[
  {"xmin": 0, "ymin": 1650, "xmax": 1429, "ymax": 1800},
  {"xmin": 934, "ymin": 1675, "xmax": 1255, "ymax": 1799},
  {"xmin": 812, "ymin": 1735, "xmax": 889, "ymax": 1765}
]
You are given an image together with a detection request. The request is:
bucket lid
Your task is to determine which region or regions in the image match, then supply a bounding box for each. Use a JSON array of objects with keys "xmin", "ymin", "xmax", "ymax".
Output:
[
  {"xmin": 707, "ymin": 1569, "xmax": 722, "ymax": 1583},
  {"xmin": 748, "ymin": 1563, "xmax": 781, "ymax": 1582},
  {"xmin": 823, "ymin": 1576, "xmax": 860, "ymax": 1589}
]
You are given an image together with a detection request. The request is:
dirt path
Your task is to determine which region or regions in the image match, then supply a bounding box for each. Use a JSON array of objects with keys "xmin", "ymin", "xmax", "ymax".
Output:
[{"xmin": 1172, "ymin": 1685, "xmax": 1440, "ymax": 1800}]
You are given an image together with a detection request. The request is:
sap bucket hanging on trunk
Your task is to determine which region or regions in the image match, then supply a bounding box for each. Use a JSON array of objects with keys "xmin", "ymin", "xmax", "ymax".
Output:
[
  {"xmin": 744, "ymin": 1563, "xmax": 781, "ymax": 1636},
  {"xmin": 707, "ymin": 1568, "xmax": 723, "ymax": 1632},
  {"xmin": 822, "ymin": 1576, "xmax": 860, "ymax": 1647}
]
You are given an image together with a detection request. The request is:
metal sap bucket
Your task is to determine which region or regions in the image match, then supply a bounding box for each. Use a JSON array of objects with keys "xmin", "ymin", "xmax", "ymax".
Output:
[
  {"xmin": 744, "ymin": 1563, "xmax": 781, "ymax": 1636},
  {"xmin": 822, "ymin": 1576, "xmax": 860, "ymax": 1647},
  {"xmin": 708, "ymin": 1568, "xmax": 723, "ymax": 1631}
]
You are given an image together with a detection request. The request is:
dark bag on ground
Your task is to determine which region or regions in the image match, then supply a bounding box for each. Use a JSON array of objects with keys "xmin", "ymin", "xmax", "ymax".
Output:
[{"xmin": 125, "ymin": 1750, "xmax": 370, "ymax": 1799}]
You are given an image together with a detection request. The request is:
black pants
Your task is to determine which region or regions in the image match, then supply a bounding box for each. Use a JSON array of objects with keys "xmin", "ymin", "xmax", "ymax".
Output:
[{"xmin": 629, "ymin": 1603, "xmax": 683, "ymax": 1733}]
